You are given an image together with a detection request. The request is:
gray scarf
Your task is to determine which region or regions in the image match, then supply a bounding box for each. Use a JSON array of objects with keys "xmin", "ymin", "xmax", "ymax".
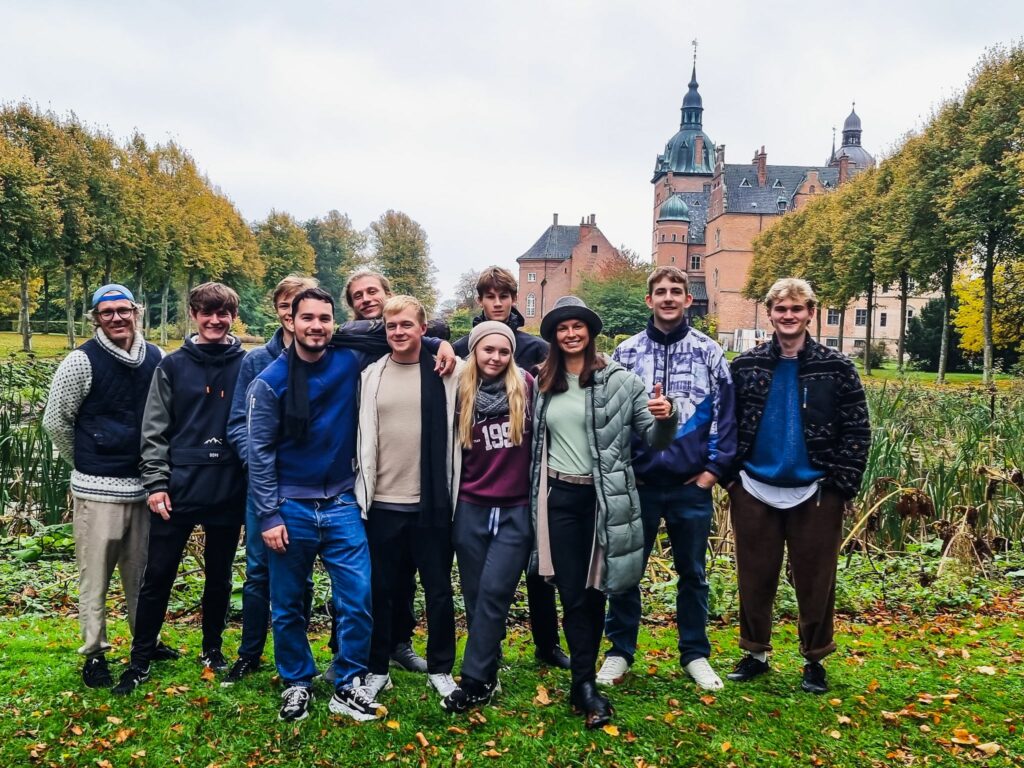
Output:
[{"xmin": 475, "ymin": 377, "xmax": 509, "ymax": 419}]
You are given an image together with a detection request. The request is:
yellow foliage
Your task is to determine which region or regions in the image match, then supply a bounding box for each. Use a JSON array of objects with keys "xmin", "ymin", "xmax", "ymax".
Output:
[{"xmin": 952, "ymin": 264, "xmax": 1024, "ymax": 353}]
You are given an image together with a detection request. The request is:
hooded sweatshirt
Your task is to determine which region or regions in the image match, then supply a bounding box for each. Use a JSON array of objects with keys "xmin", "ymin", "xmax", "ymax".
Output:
[
  {"xmin": 139, "ymin": 334, "xmax": 246, "ymax": 524},
  {"xmin": 453, "ymin": 307, "xmax": 549, "ymax": 372}
]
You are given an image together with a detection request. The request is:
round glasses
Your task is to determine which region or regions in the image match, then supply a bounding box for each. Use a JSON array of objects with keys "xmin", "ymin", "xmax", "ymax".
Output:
[{"xmin": 97, "ymin": 307, "xmax": 137, "ymax": 320}]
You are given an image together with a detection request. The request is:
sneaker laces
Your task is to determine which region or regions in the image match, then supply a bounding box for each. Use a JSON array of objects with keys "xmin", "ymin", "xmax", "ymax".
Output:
[{"xmin": 282, "ymin": 686, "xmax": 308, "ymax": 710}]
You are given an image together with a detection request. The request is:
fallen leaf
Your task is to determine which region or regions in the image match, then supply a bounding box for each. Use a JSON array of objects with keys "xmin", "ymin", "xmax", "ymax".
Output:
[
  {"xmin": 415, "ymin": 732, "xmax": 429, "ymax": 747},
  {"xmin": 114, "ymin": 728, "xmax": 134, "ymax": 744},
  {"xmin": 663, "ymin": 712, "xmax": 676, "ymax": 724},
  {"xmin": 920, "ymin": 724, "xmax": 931, "ymax": 733},
  {"xmin": 386, "ymin": 720, "xmax": 400, "ymax": 730},
  {"xmin": 533, "ymin": 685, "xmax": 551, "ymax": 706},
  {"xmin": 829, "ymin": 730, "xmax": 841, "ymax": 739},
  {"xmin": 481, "ymin": 749, "xmax": 501, "ymax": 758},
  {"xmin": 975, "ymin": 666, "xmax": 997, "ymax": 676},
  {"xmin": 837, "ymin": 716, "xmax": 852, "ymax": 726},
  {"xmin": 200, "ymin": 666, "xmax": 216, "ymax": 682},
  {"xmin": 828, "ymin": 698, "xmax": 842, "ymax": 706},
  {"xmin": 721, "ymin": 741, "xmax": 732, "ymax": 752},
  {"xmin": 447, "ymin": 726, "xmax": 467, "ymax": 735},
  {"xmin": 602, "ymin": 724, "xmax": 619, "ymax": 736},
  {"xmin": 70, "ymin": 725, "xmax": 83, "ymax": 736},
  {"xmin": 866, "ymin": 679, "xmax": 880, "ymax": 693},
  {"xmin": 951, "ymin": 728, "xmax": 979, "ymax": 745},
  {"xmin": 699, "ymin": 695, "xmax": 716, "ymax": 706},
  {"xmin": 975, "ymin": 742, "xmax": 1001, "ymax": 756},
  {"xmin": 105, "ymin": 716, "xmax": 123, "ymax": 725}
]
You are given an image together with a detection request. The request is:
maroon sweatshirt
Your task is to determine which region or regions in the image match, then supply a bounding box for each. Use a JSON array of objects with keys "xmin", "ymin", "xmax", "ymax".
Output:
[{"xmin": 458, "ymin": 374, "xmax": 534, "ymax": 508}]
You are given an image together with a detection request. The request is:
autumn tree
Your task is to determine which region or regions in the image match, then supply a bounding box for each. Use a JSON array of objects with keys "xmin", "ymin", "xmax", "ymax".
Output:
[
  {"xmin": 369, "ymin": 210, "xmax": 437, "ymax": 314},
  {"xmin": 577, "ymin": 247, "xmax": 649, "ymax": 336},
  {"xmin": 305, "ymin": 210, "xmax": 366, "ymax": 302}
]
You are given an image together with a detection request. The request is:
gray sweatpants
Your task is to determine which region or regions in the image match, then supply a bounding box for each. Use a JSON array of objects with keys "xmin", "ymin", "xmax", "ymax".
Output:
[
  {"xmin": 452, "ymin": 500, "xmax": 532, "ymax": 683},
  {"xmin": 73, "ymin": 497, "xmax": 150, "ymax": 657}
]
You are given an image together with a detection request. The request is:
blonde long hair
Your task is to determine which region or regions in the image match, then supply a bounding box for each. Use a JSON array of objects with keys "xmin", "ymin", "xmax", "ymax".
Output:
[{"xmin": 458, "ymin": 356, "xmax": 528, "ymax": 450}]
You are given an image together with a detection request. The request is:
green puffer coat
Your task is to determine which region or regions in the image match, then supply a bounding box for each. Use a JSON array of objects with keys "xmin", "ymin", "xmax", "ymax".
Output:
[{"xmin": 530, "ymin": 358, "xmax": 678, "ymax": 594}]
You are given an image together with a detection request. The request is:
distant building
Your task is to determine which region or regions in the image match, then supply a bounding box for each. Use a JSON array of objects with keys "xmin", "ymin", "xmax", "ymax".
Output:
[
  {"xmin": 650, "ymin": 58, "xmax": 932, "ymax": 354},
  {"xmin": 515, "ymin": 213, "xmax": 620, "ymax": 325}
]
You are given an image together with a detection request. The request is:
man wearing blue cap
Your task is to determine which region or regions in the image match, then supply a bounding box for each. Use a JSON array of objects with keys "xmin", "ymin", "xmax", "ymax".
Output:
[{"xmin": 44, "ymin": 284, "xmax": 177, "ymax": 687}]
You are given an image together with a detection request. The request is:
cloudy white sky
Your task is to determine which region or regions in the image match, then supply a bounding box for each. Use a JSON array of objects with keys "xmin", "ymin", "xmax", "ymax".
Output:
[{"xmin": 2, "ymin": 1, "xmax": 1019, "ymax": 302}]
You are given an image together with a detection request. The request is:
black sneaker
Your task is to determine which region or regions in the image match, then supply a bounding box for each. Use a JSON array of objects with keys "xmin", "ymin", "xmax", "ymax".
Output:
[
  {"xmin": 390, "ymin": 642, "xmax": 428, "ymax": 673},
  {"xmin": 199, "ymin": 648, "xmax": 229, "ymax": 673},
  {"xmin": 112, "ymin": 664, "xmax": 150, "ymax": 695},
  {"xmin": 534, "ymin": 646, "xmax": 571, "ymax": 670},
  {"xmin": 329, "ymin": 678, "xmax": 387, "ymax": 722},
  {"xmin": 151, "ymin": 642, "xmax": 181, "ymax": 662},
  {"xmin": 221, "ymin": 656, "xmax": 261, "ymax": 686},
  {"xmin": 82, "ymin": 655, "xmax": 112, "ymax": 688},
  {"xmin": 726, "ymin": 655, "xmax": 770, "ymax": 682},
  {"xmin": 801, "ymin": 661, "xmax": 828, "ymax": 694},
  {"xmin": 441, "ymin": 676, "xmax": 496, "ymax": 713},
  {"xmin": 279, "ymin": 685, "xmax": 313, "ymax": 721}
]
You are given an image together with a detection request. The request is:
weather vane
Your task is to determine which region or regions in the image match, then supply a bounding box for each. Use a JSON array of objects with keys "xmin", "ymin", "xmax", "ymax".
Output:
[{"xmin": 691, "ymin": 39, "xmax": 698, "ymax": 65}]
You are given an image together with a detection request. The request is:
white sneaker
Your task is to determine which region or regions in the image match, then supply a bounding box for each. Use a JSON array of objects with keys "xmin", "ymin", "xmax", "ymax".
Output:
[
  {"xmin": 683, "ymin": 657, "xmax": 724, "ymax": 691},
  {"xmin": 427, "ymin": 672, "xmax": 457, "ymax": 697},
  {"xmin": 595, "ymin": 655, "xmax": 630, "ymax": 686},
  {"xmin": 363, "ymin": 672, "xmax": 393, "ymax": 699},
  {"xmin": 329, "ymin": 679, "xmax": 387, "ymax": 722}
]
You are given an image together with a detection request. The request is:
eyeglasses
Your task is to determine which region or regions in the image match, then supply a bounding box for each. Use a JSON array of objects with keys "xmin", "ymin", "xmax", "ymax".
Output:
[{"xmin": 97, "ymin": 307, "xmax": 136, "ymax": 320}]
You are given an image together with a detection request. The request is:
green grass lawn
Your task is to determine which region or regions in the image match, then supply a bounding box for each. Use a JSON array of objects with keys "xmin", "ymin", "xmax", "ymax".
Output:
[
  {"xmin": 0, "ymin": 331, "xmax": 184, "ymax": 359},
  {"xmin": 1, "ymin": 610, "xmax": 1021, "ymax": 768}
]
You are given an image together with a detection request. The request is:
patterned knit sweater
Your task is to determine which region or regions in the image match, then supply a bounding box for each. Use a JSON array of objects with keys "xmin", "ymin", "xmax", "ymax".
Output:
[
  {"xmin": 729, "ymin": 334, "xmax": 870, "ymax": 500},
  {"xmin": 43, "ymin": 330, "xmax": 161, "ymax": 503}
]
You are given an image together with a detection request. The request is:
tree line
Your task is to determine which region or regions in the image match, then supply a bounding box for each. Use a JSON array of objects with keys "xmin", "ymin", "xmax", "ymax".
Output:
[
  {"xmin": 746, "ymin": 44, "xmax": 1024, "ymax": 384},
  {"xmin": 0, "ymin": 103, "xmax": 438, "ymax": 351}
]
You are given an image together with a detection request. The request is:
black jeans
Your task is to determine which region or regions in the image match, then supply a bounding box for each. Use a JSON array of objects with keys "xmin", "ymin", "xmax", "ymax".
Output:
[
  {"xmin": 526, "ymin": 572, "xmax": 560, "ymax": 652},
  {"xmin": 366, "ymin": 506, "xmax": 455, "ymax": 674},
  {"xmin": 390, "ymin": 558, "xmax": 418, "ymax": 647},
  {"xmin": 131, "ymin": 514, "xmax": 241, "ymax": 667},
  {"xmin": 547, "ymin": 478, "xmax": 604, "ymax": 696}
]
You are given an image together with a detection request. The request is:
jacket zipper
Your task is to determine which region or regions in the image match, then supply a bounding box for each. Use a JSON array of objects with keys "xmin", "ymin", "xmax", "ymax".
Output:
[{"xmin": 589, "ymin": 378, "xmax": 613, "ymax": 585}]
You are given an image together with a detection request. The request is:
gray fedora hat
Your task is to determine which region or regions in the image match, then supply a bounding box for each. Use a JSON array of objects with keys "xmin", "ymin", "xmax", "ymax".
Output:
[{"xmin": 539, "ymin": 295, "xmax": 603, "ymax": 342}]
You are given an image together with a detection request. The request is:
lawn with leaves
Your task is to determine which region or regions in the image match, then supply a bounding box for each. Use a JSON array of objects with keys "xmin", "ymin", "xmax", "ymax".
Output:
[{"xmin": 1, "ymin": 602, "xmax": 1021, "ymax": 768}]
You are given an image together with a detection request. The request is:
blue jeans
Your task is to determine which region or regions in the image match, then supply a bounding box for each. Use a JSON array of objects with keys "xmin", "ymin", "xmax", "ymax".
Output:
[
  {"xmin": 237, "ymin": 498, "xmax": 317, "ymax": 660},
  {"xmin": 268, "ymin": 495, "xmax": 371, "ymax": 690},
  {"xmin": 604, "ymin": 484, "xmax": 713, "ymax": 666}
]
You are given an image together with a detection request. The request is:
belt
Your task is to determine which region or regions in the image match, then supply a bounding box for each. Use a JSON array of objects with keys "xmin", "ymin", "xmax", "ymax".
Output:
[{"xmin": 547, "ymin": 468, "xmax": 594, "ymax": 486}]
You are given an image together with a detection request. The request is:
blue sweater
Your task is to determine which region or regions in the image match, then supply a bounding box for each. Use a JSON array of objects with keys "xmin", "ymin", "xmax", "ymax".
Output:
[
  {"xmin": 743, "ymin": 358, "xmax": 824, "ymax": 487},
  {"xmin": 226, "ymin": 327, "xmax": 286, "ymax": 465},
  {"xmin": 247, "ymin": 347, "xmax": 368, "ymax": 530}
]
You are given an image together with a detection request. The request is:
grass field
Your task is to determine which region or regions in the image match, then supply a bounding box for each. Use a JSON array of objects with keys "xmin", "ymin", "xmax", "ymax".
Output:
[
  {"xmin": 0, "ymin": 331, "xmax": 184, "ymax": 358},
  {"xmin": 0, "ymin": 607, "xmax": 1021, "ymax": 768}
]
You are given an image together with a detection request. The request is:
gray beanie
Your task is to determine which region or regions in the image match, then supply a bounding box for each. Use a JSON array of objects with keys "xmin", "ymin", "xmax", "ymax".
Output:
[{"xmin": 468, "ymin": 321, "xmax": 516, "ymax": 354}]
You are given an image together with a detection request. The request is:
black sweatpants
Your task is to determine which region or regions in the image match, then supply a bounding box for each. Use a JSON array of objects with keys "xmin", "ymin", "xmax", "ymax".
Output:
[
  {"xmin": 546, "ymin": 478, "xmax": 604, "ymax": 697},
  {"xmin": 453, "ymin": 500, "xmax": 532, "ymax": 683},
  {"xmin": 366, "ymin": 506, "xmax": 455, "ymax": 675},
  {"xmin": 131, "ymin": 514, "xmax": 241, "ymax": 667}
]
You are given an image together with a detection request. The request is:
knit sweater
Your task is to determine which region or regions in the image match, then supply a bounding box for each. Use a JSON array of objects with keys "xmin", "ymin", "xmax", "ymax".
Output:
[
  {"xmin": 43, "ymin": 329, "xmax": 162, "ymax": 503},
  {"xmin": 729, "ymin": 333, "xmax": 870, "ymax": 500}
]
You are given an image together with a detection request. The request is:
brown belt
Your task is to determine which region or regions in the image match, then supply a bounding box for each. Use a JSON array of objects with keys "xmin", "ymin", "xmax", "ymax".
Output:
[{"xmin": 547, "ymin": 468, "xmax": 594, "ymax": 486}]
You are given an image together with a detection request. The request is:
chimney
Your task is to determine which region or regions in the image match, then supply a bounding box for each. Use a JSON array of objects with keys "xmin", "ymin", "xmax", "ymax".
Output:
[
  {"xmin": 756, "ymin": 146, "xmax": 767, "ymax": 187},
  {"xmin": 715, "ymin": 144, "xmax": 725, "ymax": 173},
  {"xmin": 590, "ymin": 213, "xmax": 596, "ymax": 225},
  {"xmin": 553, "ymin": 213, "xmax": 559, "ymax": 226},
  {"xmin": 694, "ymin": 135, "xmax": 704, "ymax": 168},
  {"xmin": 838, "ymin": 154, "xmax": 850, "ymax": 185}
]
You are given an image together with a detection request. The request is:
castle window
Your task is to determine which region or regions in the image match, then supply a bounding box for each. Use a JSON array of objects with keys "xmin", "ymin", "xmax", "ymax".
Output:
[
  {"xmin": 715, "ymin": 229, "xmax": 721, "ymax": 248},
  {"xmin": 526, "ymin": 293, "xmax": 536, "ymax": 318},
  {"xmin": 671, "ymin": 234, "xmax": 676, "ymax": 242},
  {"xmin": 827, "ymin": 308, "xmax": 840, "ymax": 326},
  {"xmin": 826, "ymin": 338, "xmax": 839, "ymax": 349},
  {"xmin": 809, "ymin": 185, "xmax": 816, "ymax": 193},
  {"xmin": 690, "ymin": 254, "xmax": 702, "ymax": 271},
  {"xmin": 713, "ymin": 268, "xmax": 719, "ymax": 287},
  {"xmin": 527, "ymin": 272, "xmax": 536, "ymax": 283},
  {"xmin": 703, "ymin": 183, "xmax": 711, "ymax": 193},
  {"xmin": 907, "ymin": 308, "xmax": 915, "ymax": 320},
  {"xmin": 855, "ymin": 309, "xmax": 867, "ymax": 326},
  {"xmin": 777, "ymin": 200, "xmax": 787, "ymax": 212},
  {"xmin": 591, "ymin": 245, "xmax": 598, "ymax": 253},
  {"xmin": 879, "ymin": 312, "xmax": 888, "ymax": 328},
  {"xmin": 660, "ymin": 234, "xmax": 665, "ymax": 242}
]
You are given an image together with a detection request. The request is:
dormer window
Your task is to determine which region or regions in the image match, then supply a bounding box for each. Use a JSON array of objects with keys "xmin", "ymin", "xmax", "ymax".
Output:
[
  {"xmin": 777, "ymin": 200, "xmax": 787, "ymax": 212},
  {"xmin": 809, "ymin": 185, "xmax": 816, "ymax": 193},
  {"xmin": 739, "ymin": 178, "xmax": 751, "ymax": 188},
  {"xmin": 773, "ymin": 179, "xmax": 783, "ymax": 188}
]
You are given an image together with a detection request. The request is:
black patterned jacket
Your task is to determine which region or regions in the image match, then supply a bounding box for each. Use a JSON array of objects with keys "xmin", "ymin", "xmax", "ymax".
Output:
[{"xmin": 728, "ymin": 333, "xmax": 871, "ymax": 500}]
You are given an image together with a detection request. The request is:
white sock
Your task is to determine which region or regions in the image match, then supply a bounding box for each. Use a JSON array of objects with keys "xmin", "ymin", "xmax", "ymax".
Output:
[{"xmin": 752, "ymin": 651, "xmax": 768, "ymax": 662}]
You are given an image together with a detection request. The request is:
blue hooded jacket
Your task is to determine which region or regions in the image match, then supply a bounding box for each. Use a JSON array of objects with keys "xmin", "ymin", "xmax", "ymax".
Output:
[{"xmin": 612, "ymin": 317, "xmax": 737, "ymax": 483}]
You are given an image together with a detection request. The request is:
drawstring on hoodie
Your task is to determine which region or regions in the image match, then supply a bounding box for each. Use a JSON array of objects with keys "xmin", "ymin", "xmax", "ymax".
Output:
[{"xmin": 488, "ymin": 506, "xmax": 500, "ymax": 536}]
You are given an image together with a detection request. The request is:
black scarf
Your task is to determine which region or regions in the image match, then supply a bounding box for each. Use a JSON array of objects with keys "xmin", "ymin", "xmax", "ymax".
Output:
[
  {"xmin": 283, "ymin": 329, "xmax": 393, "ymax": 443},
  {"xmin": 417, "ymin": 344, "xmax": 451, "ymax": 527}
]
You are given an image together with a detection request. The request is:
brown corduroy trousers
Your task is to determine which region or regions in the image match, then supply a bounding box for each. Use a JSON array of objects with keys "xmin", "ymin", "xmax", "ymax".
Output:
[{"xmin": 729, "ymin": 481, "xmax": 845, "ymax": 663}]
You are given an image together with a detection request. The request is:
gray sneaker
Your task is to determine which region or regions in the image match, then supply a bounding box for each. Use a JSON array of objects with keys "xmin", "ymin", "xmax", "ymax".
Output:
[{"xmin": 390, "ymin": 642, "xmax": 428, "ymax": 673}]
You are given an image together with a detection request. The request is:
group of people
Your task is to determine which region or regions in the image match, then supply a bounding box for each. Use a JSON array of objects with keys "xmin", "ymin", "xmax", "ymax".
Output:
[{"xmin": 43, "ymin": 264, "xmax": 869, "ymax": 729}]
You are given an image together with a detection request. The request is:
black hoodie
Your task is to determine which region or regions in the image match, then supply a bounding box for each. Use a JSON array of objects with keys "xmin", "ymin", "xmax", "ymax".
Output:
[
  {"xmin": 139, "ymin": 334, "xmax": 246, "ymax": 524},
  {"xmin": 452, "ymin": 307, "xmax": 549, "ymax": 371}
]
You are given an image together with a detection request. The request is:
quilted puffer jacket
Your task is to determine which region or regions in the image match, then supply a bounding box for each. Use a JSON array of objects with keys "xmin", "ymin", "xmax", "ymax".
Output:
[{"xmin": 529, "ymin": 358, "xmax": 677, "ymax": 594}]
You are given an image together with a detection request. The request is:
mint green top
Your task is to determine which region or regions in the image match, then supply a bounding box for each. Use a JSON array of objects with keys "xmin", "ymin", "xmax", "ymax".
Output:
[{"xmin": 545, "ymin": 373, "xmax": 593, "ymax": 475}]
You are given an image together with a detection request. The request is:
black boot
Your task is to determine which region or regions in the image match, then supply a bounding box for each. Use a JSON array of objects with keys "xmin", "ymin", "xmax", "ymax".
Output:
[{"xmin": 570, "ymin": 681, "xmax": 613, "ymax": 729}]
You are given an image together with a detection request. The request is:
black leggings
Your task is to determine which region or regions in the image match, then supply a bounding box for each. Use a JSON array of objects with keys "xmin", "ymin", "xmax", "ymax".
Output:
[
  {"xmin": 131, "ymin": 515, "xmax": 241, "ymax": 666},
  {"xmin": 547, "ymin": 479, "xmax": 604, "ymax": 696}
]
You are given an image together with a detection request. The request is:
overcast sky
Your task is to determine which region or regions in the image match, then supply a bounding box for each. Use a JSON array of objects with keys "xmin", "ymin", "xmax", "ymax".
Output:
[{"xmin": 2, "ymin": 1, "xmax": 1019, "ymax": 303}]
